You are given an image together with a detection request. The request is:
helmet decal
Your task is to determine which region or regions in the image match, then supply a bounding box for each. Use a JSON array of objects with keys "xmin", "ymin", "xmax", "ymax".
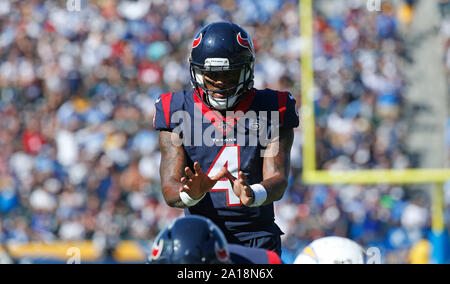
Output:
[
  {"xmin": 303, "ymin": 246, "xmax": 318, "ymax": 260},
  {"xmin": 215, "ymin": 242, "xmax": 229, "ymax": 263},
  {"xmin": 192, "ymin": 33, "xmax": 203, "ymax": 49},
  {"xmin": 237, "ymin": 32, "xmax": 253, "ymax": 55},
  {"xmin": 150, "ymin": 239, "xmax": 164, "ymax": 260}
]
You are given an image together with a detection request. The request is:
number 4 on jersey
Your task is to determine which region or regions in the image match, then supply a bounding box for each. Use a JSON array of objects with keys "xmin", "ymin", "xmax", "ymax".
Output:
[{"xmin": 207, "ymin": 145, "xmax": 241, "ymax": 207}]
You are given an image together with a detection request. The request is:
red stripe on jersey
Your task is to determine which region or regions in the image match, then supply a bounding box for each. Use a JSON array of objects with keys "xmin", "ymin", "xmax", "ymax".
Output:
[
  {"xmin": 266, "ymin": 250, "xmax": 282, "ymax": 264},
  {"xmin": 277, "ymin": 91, "xmax": 289, "ymax": 126},
  {"xmin": 160, "ymin": 93, "xmax": 173, "ymax": 128}
]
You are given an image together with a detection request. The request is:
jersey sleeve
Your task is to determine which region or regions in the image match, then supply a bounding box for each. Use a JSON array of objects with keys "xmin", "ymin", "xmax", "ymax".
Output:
[
  {"xmin": 278, "ymin": 91, "xmax": 299, "ymax": 129},
  {"xmin": 153, "ymin": 93, "xmax": 173, "ymax": 131}
]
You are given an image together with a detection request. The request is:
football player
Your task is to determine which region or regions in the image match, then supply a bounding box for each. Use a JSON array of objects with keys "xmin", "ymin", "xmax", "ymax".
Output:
[
  {"xmin": 148, "ymin": 215, "xmax": 281, "ymax": 264},
  {"xmin": 154, "ymin": 22, "xmax": 299, "ymax": 256}
]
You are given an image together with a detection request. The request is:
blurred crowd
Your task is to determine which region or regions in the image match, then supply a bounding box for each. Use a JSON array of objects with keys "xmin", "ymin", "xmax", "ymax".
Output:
[{"xmin": 0, "ymin": 0, "xmax": 448, "ymax": 263}]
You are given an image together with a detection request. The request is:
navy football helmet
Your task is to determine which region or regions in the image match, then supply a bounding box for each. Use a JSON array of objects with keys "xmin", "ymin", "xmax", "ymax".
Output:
[
  {"xmin": 189, "ymin": 22, "xmax": 255, "ymax": 111},
  {"xmin": 148, "ymin": 215, "xmax": 230, "ymax": 264}
]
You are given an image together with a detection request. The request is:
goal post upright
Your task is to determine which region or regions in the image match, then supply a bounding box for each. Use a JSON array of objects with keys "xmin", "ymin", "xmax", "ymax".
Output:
[
  {"xmin": 299, "ymin": 0, "xmax": 449, "ymax": 264},
  {"xmin": 299, "ymin": 0, "xmax": 317, "ymax": 173}
]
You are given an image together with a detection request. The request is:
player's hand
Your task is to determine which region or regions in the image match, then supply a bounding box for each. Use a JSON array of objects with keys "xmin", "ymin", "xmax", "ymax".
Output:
[
  {"xmin": 180, "ymin": 162, "xmax": 228, "ymax": 200},
  {"xmin": 225, "ymin": 171, "xmax": 254, "ymax": 206}
]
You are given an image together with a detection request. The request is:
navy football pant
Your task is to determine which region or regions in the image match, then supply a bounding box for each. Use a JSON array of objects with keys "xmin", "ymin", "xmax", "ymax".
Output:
[{"xmin": 239, "ymin": 235, "xmax": 282, "ymax": 257}]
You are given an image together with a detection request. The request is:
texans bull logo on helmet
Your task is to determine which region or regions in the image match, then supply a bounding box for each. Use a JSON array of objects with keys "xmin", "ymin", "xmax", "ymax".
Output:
[
  {"xmin": 192, "ymin": 33, "xmax": 203, "ymax": 49},
  {"xmin": 150, "ymin": 238, "xmax": 164, "ymax": 261},
  {"xmin": 215, "ymin": 241, "xmax": 230, "ymax": 263},
  {"xmin": 237, "ymin": 32, "xmax": 254, "ymax": 55}
]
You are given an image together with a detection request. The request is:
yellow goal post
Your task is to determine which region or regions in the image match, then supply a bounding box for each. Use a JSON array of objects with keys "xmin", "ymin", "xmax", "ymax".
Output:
[{"xmin": 299, "ymin": 0, "xmax": 449, "ymax": 264}]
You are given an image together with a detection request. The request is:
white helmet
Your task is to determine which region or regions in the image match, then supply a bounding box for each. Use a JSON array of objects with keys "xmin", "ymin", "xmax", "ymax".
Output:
[{"xmin": 294, "ymin": 237, "xmax": 365, "ymax": 264}]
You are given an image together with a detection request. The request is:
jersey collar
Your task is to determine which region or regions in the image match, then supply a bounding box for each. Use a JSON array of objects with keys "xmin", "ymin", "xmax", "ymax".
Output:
[{"xmin": 193, "ymin": 88, "xmax": 256, "ymax": 135}]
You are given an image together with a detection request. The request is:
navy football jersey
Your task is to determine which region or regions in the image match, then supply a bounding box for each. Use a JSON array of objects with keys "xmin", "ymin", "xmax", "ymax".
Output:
[{"xmin": 154, "ymin": 88, "xmax": 299, "ymax": 243}]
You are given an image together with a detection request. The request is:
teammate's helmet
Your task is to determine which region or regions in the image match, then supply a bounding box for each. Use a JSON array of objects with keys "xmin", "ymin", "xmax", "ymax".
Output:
[
  {"xmin": 189, "ymin": 22, "xmax": 255, "ymax": 111},
  {"xmin": 294, "ymin": 237, "xmax": 365, "ymax": 264},
  {"xmin": 148, "ymin": 215, "xmax": 230, "ymax": 264}
]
